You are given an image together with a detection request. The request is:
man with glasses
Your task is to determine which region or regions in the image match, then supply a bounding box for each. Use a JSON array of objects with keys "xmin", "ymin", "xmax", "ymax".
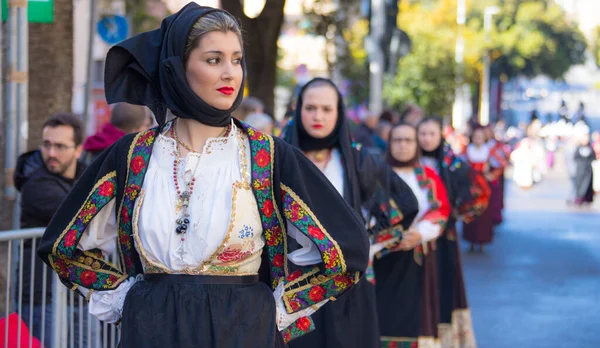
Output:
[{"xmin": 14, "ymin": 112, "xmax": 87, "ymax": 346}]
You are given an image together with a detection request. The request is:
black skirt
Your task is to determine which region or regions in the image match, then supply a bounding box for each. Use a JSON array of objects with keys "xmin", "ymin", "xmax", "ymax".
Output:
[
  {"xmin": 287, "ymin": 279, "xmax": 380, "ymax": 348},
  {"xmin": 119, "ymin": 274, "xmax": 285, "ymax": 348},
  {"xmin": 374, "ymin": 246, "xmax": 439, "ymax": 344}
]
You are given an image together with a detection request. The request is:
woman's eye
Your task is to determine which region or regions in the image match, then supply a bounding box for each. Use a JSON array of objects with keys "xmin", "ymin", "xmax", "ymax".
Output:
[
  {"xmin": 207, "ymin": 58, "xmax": 220, "ymax": 64},
  {"xmin": 233, "ymin": 58, "xmax": 242, "ymax": 64}
]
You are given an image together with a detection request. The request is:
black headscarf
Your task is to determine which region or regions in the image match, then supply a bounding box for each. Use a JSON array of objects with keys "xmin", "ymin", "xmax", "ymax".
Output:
[
  {"xmin": 417, "ymin": 117, "xmax": 444, "ymax": 159},
  {"xmin": 284, "ymin": 78, "xmax": 361, "ymax": 212},
  {"xmin": 104, "ymin": 3, "xmax": 245, "ymax": 128},
  {"xmin": 386, "ymin": 123, "xmax": 420, "ymax": 168},
  {"xmin": 285, "ymin": 78, "xmax": 345, "ymax": 152}
]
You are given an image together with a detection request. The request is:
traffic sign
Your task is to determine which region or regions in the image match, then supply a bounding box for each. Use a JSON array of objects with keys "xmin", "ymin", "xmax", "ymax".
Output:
[
  {"xmin": 97, "ymin": 15, "xmax": 129, "ymax": 45},
  {"xmin": 2, "ymin": 0, "xmax": 54, "ymax": 23}
]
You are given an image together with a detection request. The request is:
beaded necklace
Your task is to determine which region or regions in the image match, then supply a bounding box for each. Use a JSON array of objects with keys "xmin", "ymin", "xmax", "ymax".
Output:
[{"xmin": 170, "ymin": 119, "xmax": 230, "ymax": 258}]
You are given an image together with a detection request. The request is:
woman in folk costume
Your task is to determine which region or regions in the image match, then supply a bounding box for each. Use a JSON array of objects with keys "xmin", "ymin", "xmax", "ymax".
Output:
[
  {"xmin": 417, "ymin": 116, "xmax": 488, "ymax": 348},
  {"xmin": 371, "ymin": 122, "xmax": 451, "ymax": 347},
  {"xmin": 37, "ymin": 4, "xmax": 370, "ymax": 347},
  {"xmin": 284, "ymin": 78, "xmax": 419, "ymax": 348},
  {"xmin": 463, "ymin": 126, "xmax": 496, "ymax": 252},
  {"xmin": 484, "ymin": 126, "xmax": 509, "ymax": 225}
]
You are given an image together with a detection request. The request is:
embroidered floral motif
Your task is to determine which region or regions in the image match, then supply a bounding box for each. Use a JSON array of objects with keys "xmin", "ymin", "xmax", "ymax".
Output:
[
  {"xmin": 216, "ymin": 244, "xmax": 253, "ymax": 263},
  {"xmin": 117, "ymin": 128, "xmax": 157, "ymax": 276},
  {"xmin": 51, "ymin": 256, "xmax": 122, "ymax": 289},
  {"xmin": 238, "ymin": 225, "xmax": 255, "ymax": 239},
  {"xmin": 283, "ymin": 273, "xmax": 356, "ymax": 311},
  {"xmin": 281, "ymin": 316, "xmax": 315, "ymax": 343},
  {"xmin": 280, "ymin": 185, "xmax": 345, "ymax": 275},
  {"xmin": 54, "ymin": 172, "xmax": 117, "ymax": 259},
  {"xmin": 242, "ymin": 123, "xmax": 285, "ymax": 288}
]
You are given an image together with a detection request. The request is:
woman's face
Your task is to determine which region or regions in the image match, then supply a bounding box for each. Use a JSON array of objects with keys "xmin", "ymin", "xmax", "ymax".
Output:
[
  {"xmin": 389, "ymin": 125, "xmax": 418, "ymax": 163},
  {"xmin": 300, "ymin": 85, "xmax": 339, "ymax": 139},
  {"xmin": 185, "ymin": 31, "xmax": 243, "ymax": 110},
  {"xmin": 417, "ymin": 121, "xmax": 442, "ymax": 152},
  {"xmin": 472, "ymin": 129, "xmax": 486, "ymax": 146}
]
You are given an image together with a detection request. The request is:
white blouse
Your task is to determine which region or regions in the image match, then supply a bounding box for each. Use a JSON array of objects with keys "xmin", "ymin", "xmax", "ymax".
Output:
[
  {"xmin": 322, "ymin": 149, "xmax": 345, "ymax": 196},
  {"xmin": 394, "ymin": 169, "xmax": 441, "ymax": 243},
  {"xmin": 76, "ymin": 121, "xmax": 323, "ymax": 328},
  {"xmin": 467, "ymin": 144, "xmax": 490, "ymax": 163}
]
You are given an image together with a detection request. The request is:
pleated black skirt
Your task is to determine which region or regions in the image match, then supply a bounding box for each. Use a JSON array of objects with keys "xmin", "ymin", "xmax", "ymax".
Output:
[
  {"xmin": 119, "ymin": 274, "xmax": 285, "ymax": 348},
  {"xmin": 287, "ymin": 279, "xmax": 380, "ymax": 348}
]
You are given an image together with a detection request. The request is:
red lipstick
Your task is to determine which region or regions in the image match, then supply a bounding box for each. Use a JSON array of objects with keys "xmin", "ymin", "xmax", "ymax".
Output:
[
  {"xmin": 312, "ymin": 124, "xmax": 323, "ymax": 129},
  {"xmin": 217, "ymin": 86, "xmax": 234, "ymax": 95}
]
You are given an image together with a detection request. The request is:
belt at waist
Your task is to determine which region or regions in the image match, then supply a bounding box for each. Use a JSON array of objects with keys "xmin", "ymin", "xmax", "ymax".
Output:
[{"xmin": 142, "ymin": 273, "xmax": 259, "ymax": 284}]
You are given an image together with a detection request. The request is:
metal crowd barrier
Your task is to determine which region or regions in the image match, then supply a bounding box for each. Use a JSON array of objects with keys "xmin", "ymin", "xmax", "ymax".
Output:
[{"xmin": 0, "ymin": 228, "xmax": 119, "ymax": 348}]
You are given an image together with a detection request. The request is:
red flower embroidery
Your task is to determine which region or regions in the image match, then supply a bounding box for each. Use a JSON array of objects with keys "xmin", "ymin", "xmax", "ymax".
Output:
[
  {"xmin": 289, "ymin": 300, "xmax": 301, "ymax": 311},
  {"xmin": 326, "ymin": 249, "xmax": 339, "ymax": 268},
  {"xmin": 308, "ymin": 286, "xmax": 325, "ymax": 302},
  {"xmin": 131, "ymin": 155, "xmax": 145, "ymax": 175},
  {"xmin": 272, "ymin": 253, "xmax": 284, "ymax": 267},
  {"xmin": 286, "ymin": 270, "xmax": 302, "ymax": 282},
  {"xmin": 295, "ymin": 317, "xmax": 311, "ymax": 331},
  {"xmin": 119, "ymin": 233, "xmax": 130, "ymax": 246},
  {"xmin": 260, "ymin": 178, "xmax": 271, "ymax": 190},
  {"xmin": 283, "ymin": 331, "xmax": 291, "ymax": 343},
  {"xmin": 125, "ymin": 184, "xmax": 141, "ymax": 195},
  {"xmin": 54, "ymin": 259, "xmax": 68, "ymax": 274},
  {"xmin": 98, "ymin": 180, "xmax": 115, "ymax": 197},
  {"xmin": 138, "ymin": 130, "xmax": 154, "ymax": 145},
  {"xmin": 121, "ymin": 207, "xmax": 130, "ymax": 224},
  {"xmin": 217, "ymin": 245, "xmax": 251, "ymax": 263},
  {"xmin": 267, "ymin": 226, "xmax": 282, "ymax": 246},
  {"xmin": 255, "ymin": 149, "xmax": 270, "ymax": 168},
  {"xmin": 290, "ymin": 202, "xmax": 302, "ymax": 222},
  {"xmin": 80, "ymin": 205, "xmax": 97, "ymax": 219},
  {"xmin": 307, "ymin": 226, "xmax": 325, "ymax": 240},
  {"xmin": 333, "ymin": 274, "xmax": 353, "ymax": 288},
  {"xmin": 80, "ymin": 270, "xmax": 98, "ymax": 287},
  {"xmin": 63, "ymin": 229, "xmax": 78, "ymax": 248},
  {"xmin": 262, "ymin": 199, "xmax": 274, "ymax": 218}
]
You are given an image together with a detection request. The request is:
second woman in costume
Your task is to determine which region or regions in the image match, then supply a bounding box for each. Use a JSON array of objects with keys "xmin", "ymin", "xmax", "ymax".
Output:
[{"xmin": 284, "ymin": 78, "xmax": 419, "ymax": 348}]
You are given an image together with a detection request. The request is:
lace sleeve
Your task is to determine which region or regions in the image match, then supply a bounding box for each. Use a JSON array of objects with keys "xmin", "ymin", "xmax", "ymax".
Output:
[{"xmin": 79, "ymin": 277, "xmax": 137, "ymax": 324}]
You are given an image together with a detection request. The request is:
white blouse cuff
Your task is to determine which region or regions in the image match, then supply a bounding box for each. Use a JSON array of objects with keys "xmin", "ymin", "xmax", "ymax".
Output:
[
  {"xmin": 273, "ymin": 282, "xmax": 328, "ymax": 331},
  {"xmin": 416, "ymin": 220, "xmax": 441, "ymax": 243},
  {"xmin": 81, "ymin": 277, "xmax": 137, "ymax": 324},
  {"xmin": 286, "ymin": 221, "xmax": 322, "ymax": 266}
]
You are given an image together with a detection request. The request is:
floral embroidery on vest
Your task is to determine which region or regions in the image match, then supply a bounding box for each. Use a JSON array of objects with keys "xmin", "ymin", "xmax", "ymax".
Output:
[
  {"xmin": 281, "ymin": 316, "xmax": 316, "ymax": 343},
  {"xmin": 49, "ymin": 172, "xmax": 124, "ymax": 289},
  {"xmin": 243, "ymin": 124, "xmax": 286, "ymax": 288},
  {"xmin": 117, "ymin": 128, "xmax": 156, "ymax": 275},
  {"xmin": 280, "ymin": 184, "xmax": 346, "ymax": 275}
]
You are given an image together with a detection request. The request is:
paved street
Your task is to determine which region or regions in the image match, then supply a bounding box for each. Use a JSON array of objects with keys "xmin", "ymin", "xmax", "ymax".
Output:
[{"xmin": 463, "ymin": 154, "xmax": 600, "ymax": 347}]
